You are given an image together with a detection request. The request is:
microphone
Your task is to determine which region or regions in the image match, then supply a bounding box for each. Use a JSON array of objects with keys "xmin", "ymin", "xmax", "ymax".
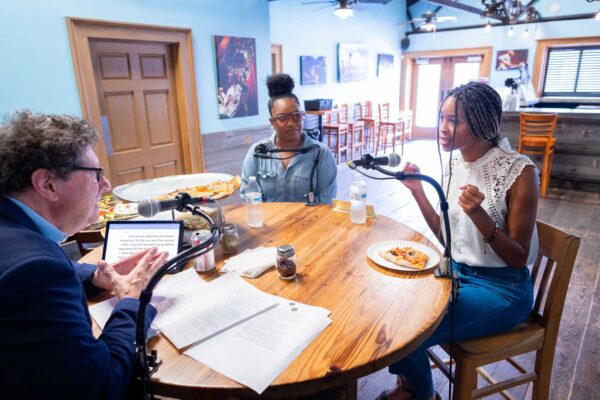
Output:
[
  {"xmin": 347, "ymin": 153, "xmax": 401, "ymax": 169},
  {"xmin": 137, "ymin": 195, "xmax": 214, "ymax": 217},
  {"xmin": 254, "ymin": 143, "xmax": 320, "ymax": 158}
]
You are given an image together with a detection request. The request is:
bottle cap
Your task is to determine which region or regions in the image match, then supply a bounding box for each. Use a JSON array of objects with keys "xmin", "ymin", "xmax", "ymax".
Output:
[{"xmin": 277, "ymin": 244, "xmax": 295, "ymax": 257}]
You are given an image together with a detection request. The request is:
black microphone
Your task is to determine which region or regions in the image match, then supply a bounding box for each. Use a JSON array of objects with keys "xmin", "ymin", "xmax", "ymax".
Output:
[
  {"xmin": 347, "ymin": 153, "xmax": 401, "ymax": 169},
  {"xmin": 254, "ymin": 143, "xmax": 319, "ymax": 158},
  {"xmin": 137, "ymin": 195, "xmax": 214, "ymax": 217}
]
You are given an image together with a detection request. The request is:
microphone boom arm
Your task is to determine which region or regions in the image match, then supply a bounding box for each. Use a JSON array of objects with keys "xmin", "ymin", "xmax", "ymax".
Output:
[
  {"xmin": 369, "ymin": 165, "xmax": 457, "ymax": 302},
  {"xmin": 135, "ymin": 206, "xmax": 219, "ymax": 398}
]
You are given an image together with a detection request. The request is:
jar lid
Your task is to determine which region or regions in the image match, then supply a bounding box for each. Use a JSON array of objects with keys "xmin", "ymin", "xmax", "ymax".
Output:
[
  {"xmin": 222, "ymin": 223, "xmax": 237, "ymax": 232},
  {"xmin": 277, "ymin": 244, "xmax": 295, "ymax": 256}
]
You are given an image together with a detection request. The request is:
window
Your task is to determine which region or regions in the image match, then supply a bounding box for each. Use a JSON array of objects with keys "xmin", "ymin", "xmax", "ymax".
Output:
[{"xmin": 542, "ymin": 46, "xmax": 600, "ymax": 97}]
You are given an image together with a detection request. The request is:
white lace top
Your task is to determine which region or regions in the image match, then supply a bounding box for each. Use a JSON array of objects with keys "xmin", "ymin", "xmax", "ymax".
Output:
[{"xmin": 442, "ymin": 138, "xmax": 539, "ymax": 267}]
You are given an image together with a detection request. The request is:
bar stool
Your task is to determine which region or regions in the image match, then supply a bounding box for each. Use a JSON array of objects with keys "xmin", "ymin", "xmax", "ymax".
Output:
[
  {"xmin": 398, "ymin": 110, "xmax": 413, "ymax": 142},
  {"xmin": 339, "ymin": 103, "xmax": 364, "ymax": 159},
  {"xmin": 322, "ymin": 110, "xmax": 349, "ymax": 164},
  {"xmin": 518, "ymin": 113, "xmax": 558, "ymax": 197},
  {"xmin": 358, "ymin": 101, "xmax": 376, "ymax": 153},
  {"xmin": 376, "ymin": 103, "xmax": 404, "ymax": 156}
]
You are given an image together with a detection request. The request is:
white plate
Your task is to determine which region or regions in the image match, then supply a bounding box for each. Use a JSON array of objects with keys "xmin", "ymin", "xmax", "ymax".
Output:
[
  {"xmin": 367, "ymin": 240, "xmax": 440, "ymax": 271},
  {"xmin": 112, "ymin": 173, "xmax": 234, "ymax": 202}
]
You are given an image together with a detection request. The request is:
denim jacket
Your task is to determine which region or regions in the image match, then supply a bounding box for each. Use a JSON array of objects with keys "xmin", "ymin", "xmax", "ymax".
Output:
[{"xmin": 240, "ymin": 132, "xmax": 337, "ymax": 204}]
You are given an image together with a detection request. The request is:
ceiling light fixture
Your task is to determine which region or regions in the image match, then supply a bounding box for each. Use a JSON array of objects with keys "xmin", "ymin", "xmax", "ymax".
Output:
[
  {"xmin": 334, "ymin": 6, "xmax": 353, "ymax": 19},
  {"xmin": 484, "ymin": 20, "xmax": 492, "ymax": 33},
  {"xmin": 481, "ymin": 0, "xmax": 540, "ymax": 24},
  {"xmin": 507, "ymin": 26, "xmax": 514, "ymax": 36},
  {"xmin": 595, "ymin": 9, "xmax": 600, "ymax": 21},
  {"xmin": 523, "ymin": 27, "xmax": 529, "ymax": 37},
  {"xmin": 422, "ymin": 22, "xmax": 436, "ymax": 31}
]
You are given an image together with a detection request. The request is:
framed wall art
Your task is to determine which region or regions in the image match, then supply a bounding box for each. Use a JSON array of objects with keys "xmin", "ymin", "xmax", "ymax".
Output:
[
  {"xmin": 215, "ymin": 35, "xmax": 258, "ymax": 119},
  {"xmin": 300, "ymin": 56, "xmax": 327, "ymax": 85},
  {"xmin": 338, "ymin": 42, "xmax": 368, "ymax": 82}
]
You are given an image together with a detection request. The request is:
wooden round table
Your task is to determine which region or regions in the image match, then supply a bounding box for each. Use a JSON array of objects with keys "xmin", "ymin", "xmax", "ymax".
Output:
[{"xmin": 84, "ymin": 202, "xmax": 450, "ymax": 399}]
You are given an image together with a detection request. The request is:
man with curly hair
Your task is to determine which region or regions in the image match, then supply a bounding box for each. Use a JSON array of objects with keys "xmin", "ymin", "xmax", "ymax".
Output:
[{"xmin": 0, "ymin": 111, "xmax": 168, "ymax": 399}]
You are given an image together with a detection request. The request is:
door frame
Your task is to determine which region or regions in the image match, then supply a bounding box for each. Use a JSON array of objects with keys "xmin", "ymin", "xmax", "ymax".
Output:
[
  {"xmin": 400, "ymin": 47, "xmax": 493, "ymax": 138},
  {"xmin": 271, "ymin": 44, "xmax": 283, "ymax": 75},
  {"xmin": 67, "ymin": 17, "xmax": 204, "ymax": 177}
]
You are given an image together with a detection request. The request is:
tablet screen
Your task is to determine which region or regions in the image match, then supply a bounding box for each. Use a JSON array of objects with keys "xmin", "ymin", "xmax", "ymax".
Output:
[{"xmin": 102, "ymin": 221, "xmax": 184, "ymax": 264}]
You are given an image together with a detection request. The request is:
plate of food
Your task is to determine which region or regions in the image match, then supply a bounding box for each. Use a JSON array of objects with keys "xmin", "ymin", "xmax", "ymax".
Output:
[
  {"xmin": 367, "ymin": 240, "xmax": 440, "ymax": 271},
  {"xmin": 112, "ymin": 173, "xmax": 241, "ymax": 202}
]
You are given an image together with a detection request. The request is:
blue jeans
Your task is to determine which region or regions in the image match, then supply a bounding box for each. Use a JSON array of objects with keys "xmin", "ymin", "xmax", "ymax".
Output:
[{"xmin": 389, "ymin": 261, "xmax": 534, "ymax": 400}]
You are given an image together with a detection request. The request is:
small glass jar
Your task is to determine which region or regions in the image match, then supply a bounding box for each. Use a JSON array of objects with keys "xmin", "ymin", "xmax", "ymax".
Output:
[
  {"xmin": 276, "ymin": 245, "xmax": 297, "ymax": 280},
  {"xmin": 220, "ymin": 223, "xmax": 240, "ymax": 254}
]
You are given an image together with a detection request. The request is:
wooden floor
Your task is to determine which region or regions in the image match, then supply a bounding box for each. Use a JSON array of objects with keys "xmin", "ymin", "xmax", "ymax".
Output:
[{"xmin": 204, "ymin": 137, "xmax": 599, "ymax": 400}]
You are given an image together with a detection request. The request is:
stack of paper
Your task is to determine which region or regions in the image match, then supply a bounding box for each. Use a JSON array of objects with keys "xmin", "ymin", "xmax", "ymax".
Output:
[
  {"xmin": 220, "ymin": 246, "xmax": 277, "ymax": 278},
  {"xmin": 89, "ymin": 269, "xmax": 331, "ymax": 394}
]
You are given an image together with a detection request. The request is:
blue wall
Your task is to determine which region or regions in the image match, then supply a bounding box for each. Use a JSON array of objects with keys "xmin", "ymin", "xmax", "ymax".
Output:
[
  {"xmin": 0, "ymin": 0, "xmax": 271, "ymax": 134},
  {"xmin": 406, "ymin": 0, "xmax": 600, "ymax": 89},
  {"xmin": 270, "ymin": 0, "xmax": 405, "ymax": 113}
]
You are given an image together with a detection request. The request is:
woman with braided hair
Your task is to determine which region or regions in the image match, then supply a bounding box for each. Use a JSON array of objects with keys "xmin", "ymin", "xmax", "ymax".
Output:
[{"xmin": 377, "ymin": 82, "xmax": 539, "ymax": 400}]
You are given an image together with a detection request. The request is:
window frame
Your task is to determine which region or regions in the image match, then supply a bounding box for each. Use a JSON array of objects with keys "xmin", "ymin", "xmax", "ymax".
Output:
[{"xmin": 533, "ymin": 36, "xmax": 600, "ymax": 99}]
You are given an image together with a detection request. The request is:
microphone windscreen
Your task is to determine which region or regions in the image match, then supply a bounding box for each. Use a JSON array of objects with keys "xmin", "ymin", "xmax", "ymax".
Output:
[
  {"xmin": 137, "ymin": 198, "xmax": 160, "ymax": 218},
  {"xmin": 388, "ymin": 153, "xmax": 401, "ymax": 167}
]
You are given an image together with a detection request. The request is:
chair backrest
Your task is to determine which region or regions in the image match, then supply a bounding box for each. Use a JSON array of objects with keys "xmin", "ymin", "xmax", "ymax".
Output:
[
  {"xmin": 359, "ymin": 101, "xmax": 373, "ymax": 119},
  {"xmin": 351, "ymin": 103, "xmax": 364, "ymax": 122},
  {"xmin": 520, "ymin": 113, "xmax": 557, "ymax": 139},
  {"xmin": 378, "ymin": 103, "xmax": 390, "ymax": 123},
  {"xmin": 531, "ymin": 220, "xmax": 580, "ymax": 348},
  {"xmin": 338, "ymin": 104, "xmax": 349, "ymax": 124},
  {"xmin": 399, "ymin": 110, "xmax": 412, "ymax": 131}
]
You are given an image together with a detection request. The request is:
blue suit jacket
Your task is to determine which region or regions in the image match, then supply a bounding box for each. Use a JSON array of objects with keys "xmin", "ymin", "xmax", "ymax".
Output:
[{"xmin": 0, "ymin": 197, "xmax": 157, "ymax": 399}]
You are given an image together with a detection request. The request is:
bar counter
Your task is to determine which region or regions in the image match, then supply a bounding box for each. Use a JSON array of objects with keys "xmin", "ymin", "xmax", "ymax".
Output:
[{"xmin": 499, "ymin": 108, "xmax": 600, "ymax": 187}]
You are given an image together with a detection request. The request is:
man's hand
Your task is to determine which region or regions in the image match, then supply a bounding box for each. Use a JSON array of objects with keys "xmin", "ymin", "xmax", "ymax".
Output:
[
  {"xmin": 93, "ymin": 248, "xmax": 169, "ymax": 299},
  {"xmin": 458, "ymin": 184, "xmax": 485, "ymax": 217}
]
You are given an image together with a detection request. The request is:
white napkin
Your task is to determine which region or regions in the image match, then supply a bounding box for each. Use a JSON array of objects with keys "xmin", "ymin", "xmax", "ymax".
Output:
[{"xmin": 221, "ymin": 246, "xmax": 277, "ymax": 278}]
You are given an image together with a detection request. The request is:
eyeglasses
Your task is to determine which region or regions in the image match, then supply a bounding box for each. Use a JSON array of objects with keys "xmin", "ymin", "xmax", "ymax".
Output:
[
  {"xmin": 271, "ymin": 111, "xmax": 305, "ymax": 124},
  {"xmin": 71, "ymin": 166, "xmax": 104, "ymax": 183}
]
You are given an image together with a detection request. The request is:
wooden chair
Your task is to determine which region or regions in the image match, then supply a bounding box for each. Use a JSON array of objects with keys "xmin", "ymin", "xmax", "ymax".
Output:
[
  {"xmin": 517, "ymin": 113, "xmax": 558, "ymax": 198},
  {"xmin": 427, "ymin": 220, "xmax": 580, "ymax": 400},
  {"xmin": 398, "ymin": 110, "xmax": 413, "ymax": 142},
  {"xmin": 358, "ymin": 101, "xmax": 377, "ymax": 153},
  {"xmin": 339, "ymin": 103, "xmax": 364, "ymax": 159},
  {"xmin": 74, "ymin": 230, "xmax": 104, "ymax": 256},
  {"xmin": 376, "ymin": 103, "xmax": 405, "ymax": 156},
  {"xmin": 322, "ymin": 109, "xmax": 350, "ymax": 164}
]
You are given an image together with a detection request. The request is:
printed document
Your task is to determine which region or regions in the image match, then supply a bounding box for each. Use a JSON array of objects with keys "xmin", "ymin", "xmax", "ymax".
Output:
[{"xmin": 185, "ymin": 295, "xmax": 331, "ymax": 394}]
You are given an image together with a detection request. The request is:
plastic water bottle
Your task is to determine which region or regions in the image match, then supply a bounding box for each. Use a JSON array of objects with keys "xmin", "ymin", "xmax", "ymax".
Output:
[
  {"xmin": 245, "ymin": 176, "xmax": 264, "ymax": 228},
  {"xmin": 350, "ymin": 173, "xmax": 367, "ymax": 224}
]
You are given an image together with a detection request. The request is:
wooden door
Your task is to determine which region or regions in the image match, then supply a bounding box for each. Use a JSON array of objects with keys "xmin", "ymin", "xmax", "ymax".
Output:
[
  {"xmin": 90, "ymin": 39, "xmax": 184, "ymax": 185},
  {"xmin": 410, "ymin": 55, "xmax": 483, "ymax": 139}
]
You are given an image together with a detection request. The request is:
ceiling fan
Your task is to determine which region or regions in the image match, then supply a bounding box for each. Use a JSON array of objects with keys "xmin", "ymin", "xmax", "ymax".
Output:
[
  {"xmin": 299, "ymin": 0, "xmax": 392, "ymax": 19},
  {"xmin": 406, "ymin": 8, "xmax": 458, "ymax": 31}
]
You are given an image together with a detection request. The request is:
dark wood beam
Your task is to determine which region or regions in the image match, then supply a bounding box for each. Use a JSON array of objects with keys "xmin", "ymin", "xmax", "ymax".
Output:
[
  {"xmin": 406, "ymin": 12, "xmax": 596, "ymax": 35},
  {"xmin": 421, "ymin": 0, "xmax": 503, "ymax": 21}
]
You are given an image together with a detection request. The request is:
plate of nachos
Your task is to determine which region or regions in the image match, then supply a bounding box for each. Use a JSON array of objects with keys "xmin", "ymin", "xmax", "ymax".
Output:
[
  {"xmin": 367, "ymin": 240, "xmax": 439, "ymax": 271},
  {"xmin": 112, "ymin": 173, "xmax": 241, "ymax": 202}
]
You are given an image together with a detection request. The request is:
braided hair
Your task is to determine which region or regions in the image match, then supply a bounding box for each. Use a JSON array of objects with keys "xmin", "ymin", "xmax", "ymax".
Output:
[
  {"xmin": 437, "ymin": 82, "xmax": 503, "ymax": 201},
  {"xmin": 266, "ymin": 74, "xmax": 300, "ymax": 116},
  {"xmin": 444, "ymin": 82, "xmax": 503, "ymax": 146}
]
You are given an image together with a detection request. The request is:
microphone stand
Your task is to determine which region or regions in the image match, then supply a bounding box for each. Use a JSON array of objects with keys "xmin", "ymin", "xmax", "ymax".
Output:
[
  {"xmin": 134, "ymin": 203, "xmax": 220, "ymax": 399},
  {"xmin": 352, "ymin": 162, "xmax": 458, "ymax": 302},
  {"xmin": 254, "ymin": 144, "xmax": 321, "ymax": 207}
]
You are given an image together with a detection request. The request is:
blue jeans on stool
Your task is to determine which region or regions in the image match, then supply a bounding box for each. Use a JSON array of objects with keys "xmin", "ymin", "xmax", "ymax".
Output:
[{"xmin": 389, "ymin": 261, "xmax": 534, "ymax": 400}]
